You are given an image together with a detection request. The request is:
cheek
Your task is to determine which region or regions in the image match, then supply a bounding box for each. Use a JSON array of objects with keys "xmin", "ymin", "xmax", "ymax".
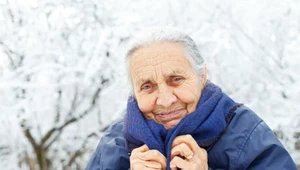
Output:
[
  {"xmin": 175, "ymin": 84, "xmax": 200, "ymax": 104},
  {"xmin": 175, "ymin": 90, "xmax": 196, "ymax": 104},
  {"xmin": 136, "ymin": 94, "xmax": 156, "ymax": 113}
]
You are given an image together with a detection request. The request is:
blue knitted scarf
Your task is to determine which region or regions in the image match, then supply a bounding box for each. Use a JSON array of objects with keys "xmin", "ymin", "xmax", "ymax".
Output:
[{"xmin": 123, "ymin": 82, "xmax": 237, "ymax": 169}]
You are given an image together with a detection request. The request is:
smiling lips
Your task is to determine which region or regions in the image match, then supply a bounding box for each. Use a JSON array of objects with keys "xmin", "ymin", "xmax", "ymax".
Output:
[{"xmin": 157, "ymin": 109, "xmax": 183, "ymax": 120}]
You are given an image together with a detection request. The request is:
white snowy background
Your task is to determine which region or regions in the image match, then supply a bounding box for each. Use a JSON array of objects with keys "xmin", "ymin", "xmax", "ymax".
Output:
[{"xmin": 0, "ymin": 0, "xmax": 299, "ymax": 169}]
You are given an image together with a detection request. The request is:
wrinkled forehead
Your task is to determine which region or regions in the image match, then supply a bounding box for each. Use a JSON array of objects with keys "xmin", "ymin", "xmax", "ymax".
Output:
[
  {"xmin": 129, "ymin": 42, "xmax": 189, "ymax": 67},
  {"xmin": 130, "ymin": 51, "xmax": 189, "ymax": 68},
  {"xmin": 129, "ymin": 47, "xmax": 195, "ymax": 86}
]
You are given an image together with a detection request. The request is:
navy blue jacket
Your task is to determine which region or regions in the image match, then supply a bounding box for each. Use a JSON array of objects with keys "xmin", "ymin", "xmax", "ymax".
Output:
[{"xmin": 86, "ymin": 105, "xmax": 297, "ymax": 170}]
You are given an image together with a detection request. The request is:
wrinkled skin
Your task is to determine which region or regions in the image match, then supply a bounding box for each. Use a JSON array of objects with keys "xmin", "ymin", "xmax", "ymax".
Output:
[
  {"xmin": 130, "ymin": 42, "xmax": 207, "ymax": 130},
  {"xmin": 170, "ymin": 135, "xmax": 208, "ymax": 170},
  {"xmin": 130, "ymin": 145, "xmax": 167, "ymax": 170},
  {"xmin": 129, "ymin": 42, "xmax": 208, "ymax": 170}
]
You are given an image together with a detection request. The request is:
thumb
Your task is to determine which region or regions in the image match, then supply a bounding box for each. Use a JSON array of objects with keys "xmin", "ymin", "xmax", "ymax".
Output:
[{"xmin": 138, "ymin": 144, "xmax": 149, "ymax": 152}]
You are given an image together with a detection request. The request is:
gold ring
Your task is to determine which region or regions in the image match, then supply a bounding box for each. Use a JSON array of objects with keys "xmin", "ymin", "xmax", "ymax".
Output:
[{"xmin": 186, "ymin": 153, "xmax": 194, "ymax": 160}]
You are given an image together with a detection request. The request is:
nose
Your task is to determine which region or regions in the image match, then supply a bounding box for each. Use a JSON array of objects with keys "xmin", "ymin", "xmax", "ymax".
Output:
[{"xmin": 156, "ymin": 86, "xmax": 177, "ymax": 108}]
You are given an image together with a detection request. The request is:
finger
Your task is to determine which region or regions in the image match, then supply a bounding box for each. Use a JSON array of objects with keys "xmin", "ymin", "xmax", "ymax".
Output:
[
  {"xmin": 131, "ymin": 163, "xmax": 160, "ymax": 170},
  {"xmin": 130, "ymin": 157, "xmax": 162, "ymax": 170},
  {"xmin": 142, "ymin": 167, "xmax": 161, "ymax": 170},
  {"xmin": 171, "ymin": 142, "xmax": 193, "ymax": 160},
  {"xmin": 172, "ymin": 135, "xmax": 198, "ymax": 152},
  {"xmin": 132, "ymin": 144, "xmax": 149, "ymax": 155},
  {"xmin": 144, "ymin": 160, "xmax": 163, "ymax": 169},
  {"xmin": 198, "ymin": 147, "xmax": 207, "ymax": 158},
  {"xmin": 131, "ymin": 163, "xmax": 144, "ymax": 170},
  {"xmin": 197, "ymin": 147, "xmax": 208, "ymax": 163},
  {"xmin": 138, "ymin": 144, "xmax": 150, "ymax": 152},
  {"xmin": 139, "ymin": 150, "xmax": 167, "ymax": 169},
  {"xmin": 170, "ymin": 156, "xmax": 189, "ymax": 170},
  {"xmin": 131, "ymin": 144, "xmax": 150, "ymax": 160}
]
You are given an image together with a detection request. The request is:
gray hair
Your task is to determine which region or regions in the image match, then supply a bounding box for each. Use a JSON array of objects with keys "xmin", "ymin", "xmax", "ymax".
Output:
[{"xmin": 126, "ymin": 28, "xmax": 205, "ymax": 90}]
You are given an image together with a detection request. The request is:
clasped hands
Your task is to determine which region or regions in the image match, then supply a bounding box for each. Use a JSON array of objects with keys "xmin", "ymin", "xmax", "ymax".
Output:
[{"xmin": 130, "ymin": 135, "xmax": 208, "ymax": 170}]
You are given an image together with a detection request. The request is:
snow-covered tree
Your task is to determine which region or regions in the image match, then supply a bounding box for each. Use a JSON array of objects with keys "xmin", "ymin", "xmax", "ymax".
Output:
[{"xmin": 0, "ymin": 0, "xmax": 299, "ymax": 169}]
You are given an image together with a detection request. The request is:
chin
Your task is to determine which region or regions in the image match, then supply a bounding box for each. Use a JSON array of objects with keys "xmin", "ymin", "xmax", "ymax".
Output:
[
  {"xmin": 163, "ymin": 121, "xmax": 180, "ymax": 130},
  {"xmin": 164, "ymin": 126, "xmax": 173, "ymax": 130}
]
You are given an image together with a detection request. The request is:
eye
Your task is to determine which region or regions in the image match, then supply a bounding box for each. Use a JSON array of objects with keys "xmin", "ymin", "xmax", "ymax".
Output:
[
  {"xmin": 141, "ymin": 83, "xmax": 152, "ymax": 92},
  {"xmin": 170, "ymin": 76, "xmax": 184, "ymax": 85},
  {"xmin": 173, "ymin": 77, "xmax": 182, "ymax": 82}
]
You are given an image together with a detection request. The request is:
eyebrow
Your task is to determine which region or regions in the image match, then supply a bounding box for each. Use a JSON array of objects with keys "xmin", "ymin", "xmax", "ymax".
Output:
[
  {"xmin": 163, "ymin": 69, "xmax": 185, "ymax": 78},
  {"xmin": 136, "ymin": 78, "xmax": 153, "ymax": 87},
  {"xmin": 135, "ymin": 69, "xmax": 185, "ymax": 86}
]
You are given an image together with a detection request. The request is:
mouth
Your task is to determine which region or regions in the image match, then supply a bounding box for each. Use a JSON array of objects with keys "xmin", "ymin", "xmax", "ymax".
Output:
[{"xmin": 157, "ymin": 109, "xmax": 184, "ymax": 121}]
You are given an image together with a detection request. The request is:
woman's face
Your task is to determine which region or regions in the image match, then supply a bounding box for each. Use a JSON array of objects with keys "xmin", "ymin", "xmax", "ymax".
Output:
[{"xmin": 130, "ymin": 42, "xmax": 207, "ymax": 130}]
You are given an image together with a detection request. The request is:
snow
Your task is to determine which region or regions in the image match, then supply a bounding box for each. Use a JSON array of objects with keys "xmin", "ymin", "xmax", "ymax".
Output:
[{"xmin": 0, "ymin": 0, "xmax": 299, "ymax": 169}]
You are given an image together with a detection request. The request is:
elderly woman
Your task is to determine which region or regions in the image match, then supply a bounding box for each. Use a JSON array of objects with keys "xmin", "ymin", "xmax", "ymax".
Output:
[{"xmin": 86, "ymin": 28, "xmax": 297, "ymax": 170}]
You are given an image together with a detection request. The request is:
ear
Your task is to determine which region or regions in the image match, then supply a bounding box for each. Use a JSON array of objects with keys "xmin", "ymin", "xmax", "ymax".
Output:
[{"xmin": 201, "ymin": 64, "xmax": 208, "ymax": 86}]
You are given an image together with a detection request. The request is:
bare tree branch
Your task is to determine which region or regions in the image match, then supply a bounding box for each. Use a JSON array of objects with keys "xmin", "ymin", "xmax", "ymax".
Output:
[
  {"xmin": 22, "ymin": 127, "xmax": 38, "ymax": 151},
  {"xmin": 63, "ymin": 132, "xmax": 98, "ymax": 169},
  {"xmin": 55, "ymin": 88, "xmax": 62, "ymax": 123},
  {"xmin": 66, "ymin": 84, "xmax": 79, "ymax": 118},
  {"xmin": 43, "ymin": 87, "xmax": 101, "ymax": 150}
]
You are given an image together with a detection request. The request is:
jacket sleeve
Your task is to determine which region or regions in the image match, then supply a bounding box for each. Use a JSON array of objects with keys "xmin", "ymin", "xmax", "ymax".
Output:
[
  {"xmin": 86, "ymin": 120, "xmax": 130, "ymax": 170},
  {"xmin": 235, "ymin": 120, "xmax": 297, "ymax": 170}
]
